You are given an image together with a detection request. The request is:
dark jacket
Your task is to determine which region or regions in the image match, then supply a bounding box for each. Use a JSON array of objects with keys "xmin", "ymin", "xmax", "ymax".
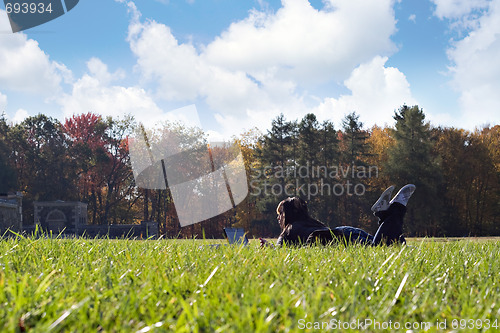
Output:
[{"xmin": 277, "ymin": 224, "xmax": 373, "ymax": 247}]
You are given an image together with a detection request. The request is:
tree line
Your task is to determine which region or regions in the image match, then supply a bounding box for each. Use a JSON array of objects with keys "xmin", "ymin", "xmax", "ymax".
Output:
[{"xmin": 0, "ymin": 105, "xmax": 498, "ymax": 237}]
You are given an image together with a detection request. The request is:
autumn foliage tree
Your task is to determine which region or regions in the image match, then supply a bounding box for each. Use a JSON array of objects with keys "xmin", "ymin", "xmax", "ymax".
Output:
[
  {"xmin": 0, "ymin": 106, "xmax": 497, "ymax": 237},
  {"xmin": 3, "ymin": 114, "xmax": 76, "ymax": 222},
  {"xmin": 64, "ymin": 113, "xmax": 136, "ymax": 224},
  {"xmin": 435, "ymin": 126, "xmax": 500, "ymax": 235},
  {"xmin": 0, "ymin": 114, "xmax": 17, "ymax": 193}
]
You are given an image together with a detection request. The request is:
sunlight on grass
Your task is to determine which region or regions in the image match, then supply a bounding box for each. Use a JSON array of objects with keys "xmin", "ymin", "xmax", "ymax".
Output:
[{"xmin": 1, "ymin": 235, "xmax": 499, "ymax": 332}]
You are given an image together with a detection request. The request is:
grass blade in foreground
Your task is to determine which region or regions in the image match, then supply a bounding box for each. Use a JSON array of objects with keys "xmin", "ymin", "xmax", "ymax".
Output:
[{"xmin": 0, "ymin": 237, "xmax": 499, "ymax": 332}]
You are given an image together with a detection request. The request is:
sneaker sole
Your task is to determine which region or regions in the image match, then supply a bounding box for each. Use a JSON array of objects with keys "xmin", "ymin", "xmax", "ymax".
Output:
[
  {"xmin": 390, "ymin": 184, "xmax": 416, "ymax": 206},
  {"xmin": 371, "ymin": 185, "xmax": 395, "ymax": 212}
]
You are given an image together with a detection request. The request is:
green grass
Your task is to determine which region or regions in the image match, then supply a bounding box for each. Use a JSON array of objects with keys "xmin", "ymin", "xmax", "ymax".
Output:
[{"xmin": 1, "ymin": 235, "xmax": 500, "ymax": 332}]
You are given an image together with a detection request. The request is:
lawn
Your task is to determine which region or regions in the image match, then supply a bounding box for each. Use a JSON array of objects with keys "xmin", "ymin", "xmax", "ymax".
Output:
[{"xmin": 1, "ymin": 235, "xmax": 499, "ymax": 332}]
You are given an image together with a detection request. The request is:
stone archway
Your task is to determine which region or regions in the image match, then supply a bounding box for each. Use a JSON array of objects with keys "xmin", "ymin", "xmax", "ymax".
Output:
[{"xmin": 45, "ymin": 209, "xmax": 67, "ymax": 232}]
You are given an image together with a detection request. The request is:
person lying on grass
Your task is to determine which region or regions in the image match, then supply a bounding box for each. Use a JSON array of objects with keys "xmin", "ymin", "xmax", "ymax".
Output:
[{"xmin": 259, "ymin": 184, "xmax": 415, "ymax": 247}]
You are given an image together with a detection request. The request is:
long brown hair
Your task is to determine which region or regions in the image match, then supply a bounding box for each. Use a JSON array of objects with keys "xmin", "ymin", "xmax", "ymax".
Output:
[{"xmin": 276, "ymin": 197, "xmax": 327, "ymax": 235}]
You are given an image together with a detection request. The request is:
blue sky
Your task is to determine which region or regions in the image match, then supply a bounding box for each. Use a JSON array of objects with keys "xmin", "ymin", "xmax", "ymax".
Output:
[{"xmin": 0, "ymin": 0, "xmax": 499, "ymax": 139}]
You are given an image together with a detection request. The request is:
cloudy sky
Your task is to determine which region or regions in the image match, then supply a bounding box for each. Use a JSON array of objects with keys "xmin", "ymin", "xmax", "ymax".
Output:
[{"xmin": 0, "ymin": 0, "xmax": 499, "ymax": 139}]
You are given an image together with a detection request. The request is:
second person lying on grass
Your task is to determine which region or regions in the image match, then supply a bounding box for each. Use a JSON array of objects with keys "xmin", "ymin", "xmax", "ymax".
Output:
[{"xmin": 259, "ymin": 184, "xmax": 416, "ymax": 247}]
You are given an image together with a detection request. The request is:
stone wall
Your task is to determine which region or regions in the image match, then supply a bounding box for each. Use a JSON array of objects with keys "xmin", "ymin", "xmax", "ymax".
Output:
[
  {"xmin": 29, "ymin": 201, "xmax": 158, "ymax": 239},
  {"xmin": 34, "ymin": 201, "xmax": 87, "ymax": 234},
  {"xmin": 0, "ymin": 192, "xmax": 23, "ymax": 234}
]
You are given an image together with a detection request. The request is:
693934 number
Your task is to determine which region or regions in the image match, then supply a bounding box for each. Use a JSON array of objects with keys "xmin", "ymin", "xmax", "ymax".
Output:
[{"xmin": 5, "ymin": 2, "xmax": 54, "ymax": 14}]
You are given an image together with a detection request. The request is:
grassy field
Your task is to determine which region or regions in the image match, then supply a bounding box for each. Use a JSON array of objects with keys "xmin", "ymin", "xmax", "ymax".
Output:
[{"xmin": 1, "ymin": 235, "xmax": 499, "ymax": 332}]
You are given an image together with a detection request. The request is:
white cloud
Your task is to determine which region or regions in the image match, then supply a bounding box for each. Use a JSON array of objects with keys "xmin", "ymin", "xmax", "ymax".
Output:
[
  {"xmin": 0, "ymin": 92, "xmax": 7, "ymax": 113},
  {"xmin": 408, "ymin": 14, "xmax": 416, "ymax": 23},
  {"xmin": 123, "ymin": 0, "xmax": 400, "ymax": 137},
  {"xmin": 12, "ymin": 109, "xmax": 29, "ymax": 124},
  {"xmin": 204, "ymin": 0, "xmax": 397, "ymax": 85},
  {"xmin": 313, "ymin": 56, "xmax": 418, "ymax": 127},
  {"xmin": 0, "ymin": 94, "xmax": 29, "ymax": 124},
  {"xmin": 424, "ymin": 112, "xmax": 456, "ymax": 127},
  {"xmin": 129, "ymin": 21, "xmax": 208, "ymax": 101},
  {"xmin": 0, "ymin": 10, "xmax": 68, "ymax": 95},
  {"xmin": 431, "ymin": 0, "xmax": 490, "ymax": 19},
  {"xmin": 206, "ymin": 56, "xmax": 418, "ymax": 137},
  {"xmin": 59, "ymin": 58, "xmax": 166, "ymax": 128},
  {"xmin": 444, "ymin": 0, "xmax": 500, "ymax": 127},
  {"xmin": 87, "ymin": 57, "xmax": 125, "ymax": 86}
]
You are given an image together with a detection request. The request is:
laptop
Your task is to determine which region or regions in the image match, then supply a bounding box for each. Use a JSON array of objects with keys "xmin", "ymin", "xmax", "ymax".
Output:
[
  {"xmin": 223, "ymin": 228, "xmax": 249, "ymax": 246},
  {"xmin": 204, "ymin": 228, "xmax": 249, "ymax": 248}
]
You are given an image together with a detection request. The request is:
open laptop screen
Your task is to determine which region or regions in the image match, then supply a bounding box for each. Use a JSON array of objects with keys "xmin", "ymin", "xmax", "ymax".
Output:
[{"xmin": 223, "ymin": 228, "xmax": 248, "ymax": 245}]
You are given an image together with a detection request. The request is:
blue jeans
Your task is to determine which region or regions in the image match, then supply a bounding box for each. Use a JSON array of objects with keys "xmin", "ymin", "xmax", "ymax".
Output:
[
  {"xmin": 306, "ymin": 203, "xmax": 407, "ymax": 246},
  {"xmin": 331, "ymin": 226, "xmax": 374, "ymax": 245}
]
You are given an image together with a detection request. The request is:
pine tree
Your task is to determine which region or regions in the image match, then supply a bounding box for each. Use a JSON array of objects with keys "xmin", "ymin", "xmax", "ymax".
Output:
[
  {"xmin": 316, "ymin": 120, "xmax": 339, "ymax": 225},
  {"xmin": 298, "ymin": 113, "xmax": 320, "ymax": 166},
  {"xmin": 341, "ymin": 112, "xmax": 370, "ymax": 165},
  {"xmin": 385, "ymin": 105, "xmax": 443, "ymax": 236},
  {"xmin": 258, "ymin": 113, "xmax": 296, "ymax": 196},
  {"xmin": 261, "ymin": 114, "xmax": 294, "ymax": 170},
  {"xmin": 252, "ymin": 114, "xmax": 297, "ymax": 232},
  {"xmin": 337, "ymin": 112, "xmax": 371, "ymax": 227}
]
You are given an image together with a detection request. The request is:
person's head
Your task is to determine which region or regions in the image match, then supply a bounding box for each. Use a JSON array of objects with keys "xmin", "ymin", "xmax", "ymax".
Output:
[{"xmin": 276, "ymin": 197, "xmax": 310, "ymax": 229}]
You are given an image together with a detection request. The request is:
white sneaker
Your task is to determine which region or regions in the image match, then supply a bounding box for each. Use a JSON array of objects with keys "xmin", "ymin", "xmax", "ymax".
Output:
[
  {"xmin": 390, "ymin": 184, "xmax": 416, "ymax": 206},
  {"xmin": 371, "ymin": 185, "xmax": 395, "ymax": 212}
]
